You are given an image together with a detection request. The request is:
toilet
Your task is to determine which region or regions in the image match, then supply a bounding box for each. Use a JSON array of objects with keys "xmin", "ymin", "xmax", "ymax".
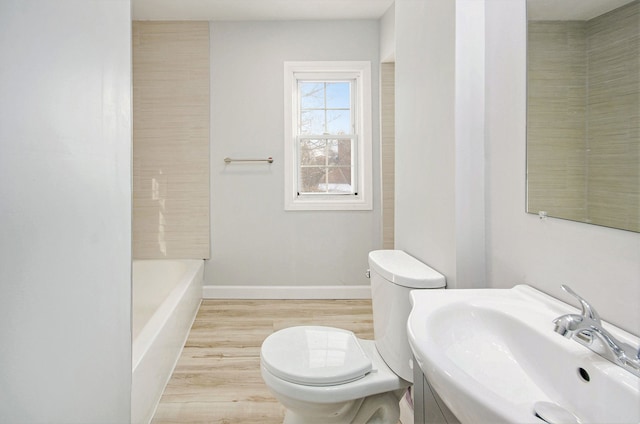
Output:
[{"xmin": 260, "ymin": 250, "xmax": 446, "ymax": 424}]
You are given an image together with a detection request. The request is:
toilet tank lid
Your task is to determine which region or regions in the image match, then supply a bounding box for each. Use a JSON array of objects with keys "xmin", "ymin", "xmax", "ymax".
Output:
[{"xmin": 368, "ymin": 250, "xmax": 446, "ymax": 289}]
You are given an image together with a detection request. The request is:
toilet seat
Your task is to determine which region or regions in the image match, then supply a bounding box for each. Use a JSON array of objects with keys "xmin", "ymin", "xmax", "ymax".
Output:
[
  {"xmin": 261, "ymin": 326, "xmax": 373, "ymax": 386},
  {"xmin": 260, "ymin": 335, "xmax": 409, "ymax": 405}
]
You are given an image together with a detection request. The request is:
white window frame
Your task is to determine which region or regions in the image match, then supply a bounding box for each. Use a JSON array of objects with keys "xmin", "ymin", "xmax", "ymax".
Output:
[{"xmin": 284, "ymin": 61, "xmax": 373, "ymax": 211}]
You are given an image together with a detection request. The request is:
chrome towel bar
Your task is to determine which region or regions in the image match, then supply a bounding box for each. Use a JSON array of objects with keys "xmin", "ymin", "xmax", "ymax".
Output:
[{"xmin": 224, "ymin": 157, "xmax": 274, "ymax": 164}]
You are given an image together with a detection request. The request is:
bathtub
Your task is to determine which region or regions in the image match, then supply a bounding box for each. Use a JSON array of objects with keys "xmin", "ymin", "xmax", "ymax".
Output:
[{"xmin": 131, "ymin": 259, "xmax": 204, "ymax": 424}]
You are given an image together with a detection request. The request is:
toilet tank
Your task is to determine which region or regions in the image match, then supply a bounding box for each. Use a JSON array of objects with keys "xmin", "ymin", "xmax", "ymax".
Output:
[{"xmin": 368, "ymin": 250, "xmax": 445, "ymax": 382}]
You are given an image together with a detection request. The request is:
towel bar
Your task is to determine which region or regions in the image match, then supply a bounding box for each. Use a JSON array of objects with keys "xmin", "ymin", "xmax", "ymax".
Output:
[{"xmin": 224, "ymin": 157, "xmax": 274, "ymax": 164}]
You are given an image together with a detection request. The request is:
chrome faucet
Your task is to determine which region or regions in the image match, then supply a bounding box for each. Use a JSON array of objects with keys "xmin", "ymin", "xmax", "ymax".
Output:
[{"xmin": 552, "ymin": 285, "xmax": 640, "ymax": 378}]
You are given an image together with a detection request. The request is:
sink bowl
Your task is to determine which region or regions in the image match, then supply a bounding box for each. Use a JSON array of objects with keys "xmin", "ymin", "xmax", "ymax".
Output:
[{"xmin": 407, "ymin": 285, "xmax": 640, "ymax": 424}]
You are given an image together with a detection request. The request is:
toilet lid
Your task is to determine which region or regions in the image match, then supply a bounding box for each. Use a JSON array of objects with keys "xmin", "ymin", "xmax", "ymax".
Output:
[{"xmin": 261, "ymin": 326, "xmax": 372, "ymax": 386}]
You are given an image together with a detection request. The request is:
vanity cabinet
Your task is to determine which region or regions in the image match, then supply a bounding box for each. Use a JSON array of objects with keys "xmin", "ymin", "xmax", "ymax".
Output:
[{"xmin": 412, "ymin": 360, "xmax": 460, "ymax": 424}]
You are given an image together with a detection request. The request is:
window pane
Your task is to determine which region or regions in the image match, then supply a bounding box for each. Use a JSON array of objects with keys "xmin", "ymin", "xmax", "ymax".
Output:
[
  {"xmin": 326, "ymin": 110, "xmax": 351, "ymax": 135},
  {"xmin": 327, "ymin": 167, "xmax": 352, "ymax": 193},
  {"xmin": 300, "ymin": 166, "xmax": 353, "ymax": 194},
  {"xmin": 300, "ymin": 110, "xmax": 325, "ymax": 135},
  {"xmin": 300, "ymin": 139, "xmax": 326, "ymax": 166},
  {"xmin": 299, "ymin": 138, "xmax": 354, "ymax": 194},
  {"xmin": 326, "ymin": 82, "xmax": 351, "ymax": 109},
  {"xmin": 300, "ymin": 82, "xmax": 325, "ymax": 109},
  {"xmin": 300, "ymin": 167, "xmax": 326, "ymax": 192},
  {"xmin": 327, "ymin": 139, "xmax": 352, "ymax": 166}
]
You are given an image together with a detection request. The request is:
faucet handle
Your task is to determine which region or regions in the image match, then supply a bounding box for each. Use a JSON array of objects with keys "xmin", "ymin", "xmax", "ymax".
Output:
[{"xmin": 561, "ymin": 285, "xmax": 601, "ymax": 324}]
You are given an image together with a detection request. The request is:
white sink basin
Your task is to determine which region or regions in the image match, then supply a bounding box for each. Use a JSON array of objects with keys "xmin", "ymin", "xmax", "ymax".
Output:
[{"xmin": 407, "ymin": 285, "xmax": 640, "ymax": 424}]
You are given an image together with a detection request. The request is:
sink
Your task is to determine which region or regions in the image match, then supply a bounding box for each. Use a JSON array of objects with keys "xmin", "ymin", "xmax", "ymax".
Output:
[{"xmin": 407, "ymin": 285, "xmax": 640, "ymax": 424}]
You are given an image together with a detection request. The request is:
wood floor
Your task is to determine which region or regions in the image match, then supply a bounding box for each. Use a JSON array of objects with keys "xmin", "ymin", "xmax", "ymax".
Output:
[{"xmin": 151, "ymin": 299, "xmax": 375, "ymax": 424}]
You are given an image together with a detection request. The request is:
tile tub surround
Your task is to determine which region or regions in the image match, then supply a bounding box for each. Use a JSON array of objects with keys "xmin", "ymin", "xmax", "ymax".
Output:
[
  {"xmin": 381, "ymin": 62, "xmax": 396, "ymax": 250},
  {"xmin": 132, "ymin": 21, "xmax": 211, "ymax": 259}
]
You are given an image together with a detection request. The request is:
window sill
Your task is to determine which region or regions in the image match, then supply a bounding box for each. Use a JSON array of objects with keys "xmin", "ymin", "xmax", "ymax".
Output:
[{"xmin": 285, "ymin": 196, "xmax": 372, "ymax": 211}]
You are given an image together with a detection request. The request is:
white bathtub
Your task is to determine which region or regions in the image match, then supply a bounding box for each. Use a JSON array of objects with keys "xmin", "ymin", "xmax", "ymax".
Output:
[{"xmin": 131, "ymin": 259, "xmax": 203, "ymax": 424}]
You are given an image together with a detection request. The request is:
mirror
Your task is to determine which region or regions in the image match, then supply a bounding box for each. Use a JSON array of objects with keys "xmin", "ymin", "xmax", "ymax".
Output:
[{"xmin": 526, "ymin": 0, "xmax": 639, "ymax": 232}]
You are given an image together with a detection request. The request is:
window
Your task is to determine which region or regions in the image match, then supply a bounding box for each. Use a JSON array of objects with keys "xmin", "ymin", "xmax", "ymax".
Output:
[{"xmin": 284, "ymin": 62, "xmax": 372, "ymax": 211}]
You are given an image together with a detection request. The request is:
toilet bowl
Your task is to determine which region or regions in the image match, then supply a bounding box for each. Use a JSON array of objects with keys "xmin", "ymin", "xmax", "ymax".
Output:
[
  {"xmin": 260, "ymin": 250, "xmax": 446, "ymax": 424},
  {"xmin": 261, "ymin": 327, "xmax": 408, "ymax": 424}
]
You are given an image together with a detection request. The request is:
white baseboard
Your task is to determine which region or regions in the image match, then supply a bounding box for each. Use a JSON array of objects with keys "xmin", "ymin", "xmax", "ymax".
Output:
[{"xmin": 202, "ymin": 285, "xmax": 371, "ymax": 299}]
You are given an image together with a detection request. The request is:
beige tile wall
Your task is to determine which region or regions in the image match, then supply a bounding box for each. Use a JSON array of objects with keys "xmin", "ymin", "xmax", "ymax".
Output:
[
  {"xmin": 527, "ymin": 21, "xmax": 588, "ymax": 222},
  {"xmin": 132, "ymin": 22, "xmax": 210, "ymax": 259},
  {"xmin": 381, "ymin": 63, "xmax": 395, "ymax": 249},
  {"xmin": 586, "ymin": 0, "xmax": 639, "ymax": 231},
  {"xmin": 527, "ymin": 0, "xmax": 639, "ymax": 232}
]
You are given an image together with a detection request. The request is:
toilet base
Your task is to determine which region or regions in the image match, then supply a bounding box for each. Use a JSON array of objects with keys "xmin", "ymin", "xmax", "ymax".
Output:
[
  {"xmin": 281, "ymin": 389, "xmax": 405, "ymax": 424},
  {"xmin": 261, "ymin": 336, "xmax": 410, "ymax": 423},
  {"xmin": 282, "ymin": 398, "xmax": 363, "ymax": 424}
]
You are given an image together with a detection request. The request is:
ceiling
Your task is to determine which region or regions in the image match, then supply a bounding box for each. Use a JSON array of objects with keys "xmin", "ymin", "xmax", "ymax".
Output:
[
  {"xmin": 132, "ymin": 0, "xmax": 636, "ymax": 22},
  {"xmin": 132, "ymin": 0, "xmax": 395, "ymax": 21}
]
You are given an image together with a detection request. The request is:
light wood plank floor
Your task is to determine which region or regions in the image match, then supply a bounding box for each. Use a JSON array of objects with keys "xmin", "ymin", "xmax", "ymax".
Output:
[{"xmin": 152, "ymin": 299, "xmax": 375, "ymax": 424}]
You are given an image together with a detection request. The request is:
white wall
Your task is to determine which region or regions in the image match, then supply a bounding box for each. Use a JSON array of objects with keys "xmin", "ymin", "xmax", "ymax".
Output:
[
  {"xmin": 394, "ymin": 0, "xmax": 487, "ymax": 290},
  {"xmin": 380, "ymin": 3, "xmax": 396, "ymax": 63},
  {"xmin": 395, "ymin": 0, "xmax": 460, "ymax": 287},
  {"xmin": 395, "ymin": 0, "xmax": 640, "ymax": 335},
  {"xmin": 484, "ymin": 0, "xmax": 640, "ymax": 335},
  {"xmin": 0, "ymin": 0, "xmax": 132, "ymax": 421},
  {"xmin": 207, "ymin": 21, "xmax": 381, "ymax": 291},
  {"xmin": 455, "ymin": 0, "xmax": 487, "ymax": 289}
]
